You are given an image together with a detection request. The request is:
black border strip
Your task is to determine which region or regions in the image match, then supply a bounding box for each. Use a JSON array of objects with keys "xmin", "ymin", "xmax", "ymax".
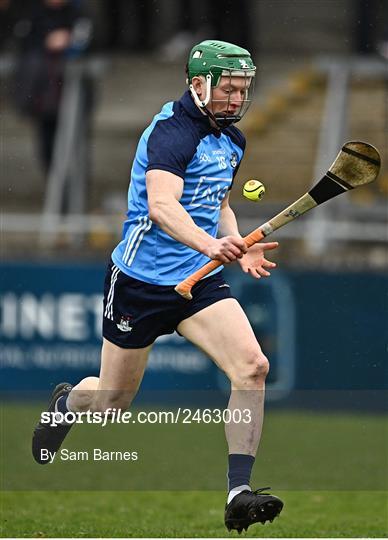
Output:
[
  {"xmin": 342, "ymin": 146, "xmax": 380, "ymax": 166},
  {"xmin": 327, "ymin": 170, "xmax": 353, "ymax": 190}
]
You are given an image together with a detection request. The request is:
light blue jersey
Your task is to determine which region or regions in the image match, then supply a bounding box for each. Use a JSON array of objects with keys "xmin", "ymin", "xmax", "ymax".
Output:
[{"xmin": 111, "ymin": 91, "xmax": 245, "ymax": 285}]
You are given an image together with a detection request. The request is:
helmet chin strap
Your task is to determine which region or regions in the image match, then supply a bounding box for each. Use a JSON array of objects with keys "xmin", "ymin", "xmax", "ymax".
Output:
[
  {"xmin": 205, "ymin": 109, "xmax": 240, "ymax": 129},
  {"xmin": 189, "ymin": 74, "xmax": 212, "ymax": 107}
]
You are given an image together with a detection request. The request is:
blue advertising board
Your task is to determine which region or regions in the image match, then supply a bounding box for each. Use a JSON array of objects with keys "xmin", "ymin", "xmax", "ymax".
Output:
[{"xmin": 1, "ymin": 262, "xmax": 387, "ymax": 400}]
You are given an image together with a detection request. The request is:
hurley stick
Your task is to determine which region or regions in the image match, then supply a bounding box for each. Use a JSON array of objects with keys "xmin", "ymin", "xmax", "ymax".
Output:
[{"xmin": 175, "ymin": 141, "xmax": 380, "ymax": 300}]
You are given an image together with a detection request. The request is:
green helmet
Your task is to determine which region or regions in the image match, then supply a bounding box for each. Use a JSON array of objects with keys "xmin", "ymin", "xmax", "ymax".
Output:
[
  {"xmin": 186, "ymin": 40, "xmax": 256, "ymax": 127},
  {"xmin": 187, "ymin": 40, "xmax": 256, "ymax": 87}
]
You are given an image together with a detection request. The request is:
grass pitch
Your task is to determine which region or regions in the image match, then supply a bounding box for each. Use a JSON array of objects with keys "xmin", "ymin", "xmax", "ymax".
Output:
[
  {"xmin": 1, "ymin": 405, "xmax": 387, "ymax": 537},
  {"xmin": 1, "ymin": 490, "xmax": 388, "ymax": 537}
]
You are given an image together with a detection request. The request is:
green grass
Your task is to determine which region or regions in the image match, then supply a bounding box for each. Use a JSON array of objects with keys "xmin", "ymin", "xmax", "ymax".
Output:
[
  {"xmin": 1, "ymin": 404, "xmax": 387, "ymax": 536},
  {"xmin": 1, "ymin": 490, "xmax": 387, "ymax": 537}
]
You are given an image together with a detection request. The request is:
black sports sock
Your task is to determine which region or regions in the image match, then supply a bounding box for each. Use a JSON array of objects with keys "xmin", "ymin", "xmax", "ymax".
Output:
[{"xmin": 227, "ymin": 453, "xmax": 255, "ymax": 491}]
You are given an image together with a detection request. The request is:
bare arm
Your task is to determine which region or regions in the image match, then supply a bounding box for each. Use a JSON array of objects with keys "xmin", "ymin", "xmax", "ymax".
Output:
[
  {"xmin": 219, "ymin": 192, "xmax": 279, "ymax": 278},
  {"xmin": 218, "ymin": 192, "xmax": 242, "ymax": 238},
  {"xmin": 146, "ymin": 170, "xmax": 246, "ymax": 263}
]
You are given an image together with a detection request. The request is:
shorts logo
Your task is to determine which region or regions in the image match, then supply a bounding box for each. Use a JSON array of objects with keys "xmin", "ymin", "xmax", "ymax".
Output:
[
  {"xmin": 230, "ymin": 152, "xmax": 238, "ymax": 168},
  {"xmin": 117, "ymin": 315, "xmax": 133, "ymax": 332}
]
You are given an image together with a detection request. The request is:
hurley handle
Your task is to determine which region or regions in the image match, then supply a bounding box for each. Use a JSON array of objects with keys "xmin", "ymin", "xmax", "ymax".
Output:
[{"xmin": 175, "ymin": 228, "xmax": 265, "ymax": 300}]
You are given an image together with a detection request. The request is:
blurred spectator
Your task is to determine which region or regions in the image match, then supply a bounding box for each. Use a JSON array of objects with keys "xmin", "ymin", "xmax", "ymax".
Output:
[{"xmin": 12, "ymin": 0, "xmax": 92, "ymax": 174}]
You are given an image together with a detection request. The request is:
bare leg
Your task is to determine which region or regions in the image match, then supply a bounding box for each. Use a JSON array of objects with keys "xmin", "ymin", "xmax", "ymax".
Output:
[
  {"xmin": 67, "ymin": 338, "xmax": 152, "ymax": 413},
  {"xmin": 179, "ymin": 300, "xmax": 283, "ymax": 531},
  {"xmin": 177, "ymin": 298, "xmax": 268, "ymax": 457}
]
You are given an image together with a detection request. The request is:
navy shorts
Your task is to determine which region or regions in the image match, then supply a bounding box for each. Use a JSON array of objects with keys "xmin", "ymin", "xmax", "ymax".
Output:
[{"xmin": 102, "ymin": 260, "xmax": 233, "ymax": 348}]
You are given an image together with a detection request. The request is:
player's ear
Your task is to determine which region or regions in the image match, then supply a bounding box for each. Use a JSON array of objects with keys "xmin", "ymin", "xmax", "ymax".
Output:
[{"xmin": 191, "ymin": 76, "xmax": 204, "ymax": 98}]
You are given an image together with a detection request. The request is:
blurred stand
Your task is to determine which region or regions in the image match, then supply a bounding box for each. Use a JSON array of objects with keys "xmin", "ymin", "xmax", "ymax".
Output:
[
  {"xmin": 0, "ymin": 0, "xmax": 387, "ymax": 262},
  {"xmin": 101, "ymin": 0, "xmax": 154, "ymax": 52},
  {"xmin": 305, "ymin": 56, "xmax": 387, "ymax": 255},
  {"xmin": 158, "ymin": 0, "xmax": 253, "ymax": 62},
  {"xmin": 2, "ymin": 0, "xmax": 97, "ymax": 245},
  {"xmin": 88, "ymin": 0, "xmax": 253, "ymax": 57},
  {"xmin": 39, "ymin": 55, "xmax": 96, "ymax": 246},
  {"xmin": 355, "ymin": 0, "xmax": 385, "ymax": 55}
]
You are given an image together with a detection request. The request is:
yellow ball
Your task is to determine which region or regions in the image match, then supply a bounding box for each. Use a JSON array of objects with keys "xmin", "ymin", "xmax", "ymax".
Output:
[{"xmin": 243, "ymin": 179, "xmax": 266, "ymax": 201}]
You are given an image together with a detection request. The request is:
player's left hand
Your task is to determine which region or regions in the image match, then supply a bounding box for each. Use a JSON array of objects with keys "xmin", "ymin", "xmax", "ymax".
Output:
[{"xmin": 238, "ymin": 242, "xmax": 278, "ymax": 279}]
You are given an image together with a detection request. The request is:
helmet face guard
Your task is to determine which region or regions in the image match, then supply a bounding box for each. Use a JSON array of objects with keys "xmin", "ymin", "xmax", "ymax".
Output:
[
  {"xmin": 208, "ymin": 68, "xmax": 255, "ymax": 128},
  {"xmin": 187, "ymin": 40, "xmax": 256, "ymax": 128}
]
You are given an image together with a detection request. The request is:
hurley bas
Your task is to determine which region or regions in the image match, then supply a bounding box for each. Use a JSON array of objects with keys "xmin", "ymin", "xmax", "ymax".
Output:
[{"xmin": 40, "ymin": 448, "xmax": 139, "ymax": 464}]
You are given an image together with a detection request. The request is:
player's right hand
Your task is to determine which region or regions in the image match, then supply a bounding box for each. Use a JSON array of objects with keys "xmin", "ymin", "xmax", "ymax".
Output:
[{"xmin": 205, "ymin": 236, "xmax": 247, "ymax": 263}]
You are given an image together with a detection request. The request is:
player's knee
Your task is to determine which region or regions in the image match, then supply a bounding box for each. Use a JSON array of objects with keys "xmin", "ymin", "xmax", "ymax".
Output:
[
  {"xmin": 258, "ymin": 354, "xmax": 270, "ymax": 380},
  {"xmin": 245, "ymin": 352, "xmax": 269, "ymax": 382},
  {"xmin": 233, "ymin": 349, "xmax": 269, "ymax": 387}
]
